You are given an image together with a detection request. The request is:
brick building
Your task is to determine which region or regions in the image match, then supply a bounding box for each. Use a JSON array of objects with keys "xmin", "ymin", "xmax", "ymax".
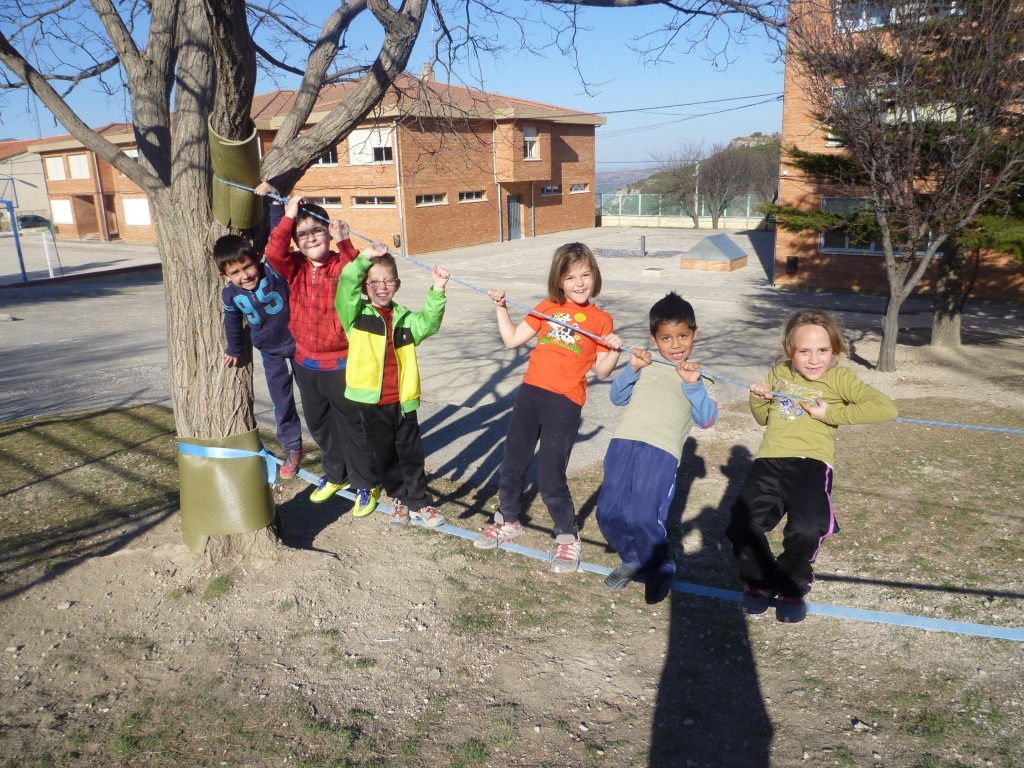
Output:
[
  {"xmin": 27, "ymin": 76, "xmax": 605, "ymax": 255},
  {"xmin": 775, "ymin": 2, "xmax": 1024, "ymax": 301}
]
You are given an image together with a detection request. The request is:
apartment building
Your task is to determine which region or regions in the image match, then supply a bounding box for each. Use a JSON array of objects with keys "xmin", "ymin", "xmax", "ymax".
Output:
[
  {"xmin": 775, "ymin": 1, "xmax": 1024, "ymax": 302},
  {"xmin": 27, "ymin": 75, "xmax": 605, "ymax": 255}
]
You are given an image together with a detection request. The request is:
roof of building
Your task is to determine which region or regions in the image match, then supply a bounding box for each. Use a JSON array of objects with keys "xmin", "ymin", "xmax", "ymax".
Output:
[
  {"xmin": 0, "ymin": 138, "xmax": 43, "ymax": 161},
  {"xmin": 27, "ymin": 123, "xmax": 135, "ymax": 153}
]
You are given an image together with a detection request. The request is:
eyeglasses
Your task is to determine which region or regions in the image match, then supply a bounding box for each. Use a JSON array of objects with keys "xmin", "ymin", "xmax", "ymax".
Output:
[
  {"xmin": 366, "ymin": 279, "xmax": 398, "ymax": 288},
  {"xmin": 296, "ymin": 226, "xmax": 328, "ymax": 242}
]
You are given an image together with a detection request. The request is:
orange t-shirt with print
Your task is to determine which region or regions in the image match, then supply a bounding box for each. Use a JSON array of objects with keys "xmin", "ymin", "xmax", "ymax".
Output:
[{"xmin": 522, "ymin": 299, "xmax": 613, "ymax": 406}]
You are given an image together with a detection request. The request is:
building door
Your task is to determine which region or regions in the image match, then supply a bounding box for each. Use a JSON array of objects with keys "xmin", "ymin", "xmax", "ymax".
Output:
[{"xmin": 507, "ymin": 195, "xmax": 521, "ymax": 240}]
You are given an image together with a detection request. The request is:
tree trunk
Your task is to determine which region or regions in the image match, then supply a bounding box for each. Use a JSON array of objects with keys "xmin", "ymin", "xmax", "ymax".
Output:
[
  {"xmin": 930, "ymin": 244, "xmax": 966, "ymax": 348},
  {"xmin": 876, "ymin": 296, "xmax": 903, "ymax": 372}
]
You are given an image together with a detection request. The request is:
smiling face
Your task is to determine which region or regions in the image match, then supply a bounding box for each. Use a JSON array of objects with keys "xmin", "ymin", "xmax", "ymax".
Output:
[
  {"xmin": 365, "ymin": 262, "xmax": 400, "ymax": 309},
  {"xmin": 560, "ymin": 261, "xmax": 595, "ymax": 306},
  {"xmin": 790, "ymin": 323, "xmax": 835, "ymax": 381},
  {"xmin": 651, "ymin": 320, "xmax": 698, "ymax": 364},
  {"xmin": 293, "ymin": 217, "xmax": 332, "ymax": 264},
  {"xmin": 221, "ymin": 256, "xmax": 261, "ymax": 292}
]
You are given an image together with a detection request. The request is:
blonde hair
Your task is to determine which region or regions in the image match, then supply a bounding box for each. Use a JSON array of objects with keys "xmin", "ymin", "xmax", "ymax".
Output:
[
  {"xmin": 547, "ymin": 242, "xmax": 602, "ymax": 302},
  {"xmin": 781, "ymin": 309, "xmax": 848, "ymax": 363}
]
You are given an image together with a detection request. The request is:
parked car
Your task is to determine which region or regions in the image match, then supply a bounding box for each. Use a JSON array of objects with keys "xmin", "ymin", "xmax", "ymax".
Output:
[{"xmin": 17, "ymin": 214, "xmax": 52, "ymax": 230}]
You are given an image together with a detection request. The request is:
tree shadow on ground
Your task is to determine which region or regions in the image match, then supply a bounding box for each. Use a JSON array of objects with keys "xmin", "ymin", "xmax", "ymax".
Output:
[{"xmin": 648, "ymin": 441, "xmax": 773, "ymax": 767}]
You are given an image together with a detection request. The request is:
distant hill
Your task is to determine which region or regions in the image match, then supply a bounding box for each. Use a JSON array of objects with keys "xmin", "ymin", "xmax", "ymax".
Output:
[{"xmin": 595, "ymin": 167, "xmax": 655, "ymax": 196}]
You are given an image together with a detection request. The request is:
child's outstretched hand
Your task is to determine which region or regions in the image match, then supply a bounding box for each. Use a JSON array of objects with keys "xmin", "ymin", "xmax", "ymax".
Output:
[
  {"xmin": 254, "ymin": 181, "xmax": 280, "ymax": 199},
  {"xmin": 749, "ymin": 381, "xmax": 773, "ymax": 400},
  {"xmin": 328, "ymin": 219, "xmax": 349, "ymax": 241},
  {"xmin": 487, "ymin": 289, "xmax": 507, "ymax": 308},
  {"xmin": 602, "ymin": 332, "xmax": 623, "ymax": 353},
  {"xmin": 362, "ymin": 242, "xmax": 389, "ymax": 259},
  {"xmin": 805, "ymin": 397, "xmax": 828, "ymax": 422},
  {"xmin": 629, "ymin": 348, "xmax": 652, "ymax": 372},
  {"xmin": 284, "ymin": 195, "xmax": 304, "ymax": 219},
  {"xmin": 432, "ymin": 265, "xmax": 449, "ymax": 290},
  {"xmin": 675, "ymin": 360, "xmax": 702, "ymax": 384}
]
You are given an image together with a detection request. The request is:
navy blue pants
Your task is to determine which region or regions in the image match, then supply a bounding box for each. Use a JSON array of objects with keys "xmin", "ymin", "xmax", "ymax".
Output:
[
  {"xmin": 498, "ymin": 384, "xmax": 582, "ymax": 537},
  {"xmin": 596, "ymin": 439, "xmax": 678, "ymax": 577},
  {"xmin": 725, "ymin": 457, "xmax": 838, "ymax": 597},
  {"xmin": 292, "ymin": 364, "xmax": 375, "ymax": 489},
  {"xmin": 358, "ymin": 403, "xmax": 431, "ymax": 511},
  {"xmin": 260, "ymin": 351, "xmax": 302, "ymax": 452}
]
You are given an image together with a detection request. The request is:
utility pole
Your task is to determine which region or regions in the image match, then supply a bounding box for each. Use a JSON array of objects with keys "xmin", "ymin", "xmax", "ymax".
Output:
[{"xmin": 693, "ymin": 161, "xmax": 700, "ymax": 228}]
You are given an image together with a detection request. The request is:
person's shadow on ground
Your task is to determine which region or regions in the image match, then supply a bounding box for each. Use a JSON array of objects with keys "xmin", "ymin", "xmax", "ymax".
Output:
[{"xmin": 648, "ymin": 442, "xmax": 773, "ymax": 767}]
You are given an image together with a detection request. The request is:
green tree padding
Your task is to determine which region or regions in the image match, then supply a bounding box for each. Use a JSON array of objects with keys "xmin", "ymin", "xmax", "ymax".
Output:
[
  {"xmin": 209, "ymin": 118, "xmax": 263, "ymax": 230},
  {"xmin": 178, "ymin": 428, "xmax": 275, "ymax": 553}
]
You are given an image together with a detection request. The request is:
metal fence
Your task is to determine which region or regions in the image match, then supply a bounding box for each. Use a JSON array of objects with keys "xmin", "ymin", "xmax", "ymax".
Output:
[{"xmin": 598, "ymin": 193, "xmax": 767, "ymax": 219}]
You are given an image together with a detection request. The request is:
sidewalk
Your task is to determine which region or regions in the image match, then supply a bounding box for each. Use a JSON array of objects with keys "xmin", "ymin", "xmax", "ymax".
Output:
[{"xmin": 0, "ymin": 232, "xmax": 160, "ymax": 287}]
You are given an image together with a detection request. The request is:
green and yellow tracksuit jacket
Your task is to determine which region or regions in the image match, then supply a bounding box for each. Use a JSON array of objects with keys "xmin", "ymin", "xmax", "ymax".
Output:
[{"xmin": 335, "ymin": 253, "xmax": 446, "ymax": 413}]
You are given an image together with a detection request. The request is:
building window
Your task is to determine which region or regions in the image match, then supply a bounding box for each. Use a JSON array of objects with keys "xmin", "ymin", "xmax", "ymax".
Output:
[
  {"xmin": 313, "ymin": 147, "xmax": 339, "ymax": 166},
  {"xmin": 348, "ymin": 126, "xmax": 394, "ymax": 165},
  {"xmin": 123, "ymin": 197, "xmax": 152, "ymax": 225},
  {"xmin": 569, "ymin": 183, "xmax": 589, "ymax": 194},
  {"xmin": 50, "ymin": 199, "xmax": 73, "ymax": 224},
  {"xmin": 819, "ymin": 197, "xmax": 882, "ymax": 253},
  {"xmin": 458, "ymin": 190, "xmax": 485, "ymax": 202},
  {"xmin": 305, "ymin": 196, "xmax": 342, "ymax": 207},
  {"xmin": 523, "ymin": 127, "xmax": 539, "ymax": 160},
  {"xmin": 119, "ymin": 148, "xmax": 139, "ymax": 176},
  {"xmin": 352, "ymin": 195, "xmax": 396, "ymax": 207},
  {"xmin": 415, "ymin": 193, "xmax": 446, "ymax": 206},
  {"xmin": 540, "ymin": 185, "xmax": 561, "ymax": 196},
  {"xmin": 68, "ymin": 154, "xmax": 91, "ymax": 179},
  {"xmin": 44, "ymin": 157, "xmax": 66, "ymax": 181}
]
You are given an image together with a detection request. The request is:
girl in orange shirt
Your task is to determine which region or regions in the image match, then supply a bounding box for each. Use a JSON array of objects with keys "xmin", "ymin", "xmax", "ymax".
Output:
[{"xmin": 474, "ymin": 243, "xmax": 622, "ymax": 573}]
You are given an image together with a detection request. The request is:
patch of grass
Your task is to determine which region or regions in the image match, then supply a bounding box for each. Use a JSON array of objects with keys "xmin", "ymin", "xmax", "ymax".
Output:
[
  {"xmin": 165, "ymin": 586, "xmax": 186, "ymax": 600},
  {"xmin": 451, "ymin": 737, "xmax": 489, "ymax": 766},
  {"xmin": 344, "ymin": 656, "xmax": 377, "ymax": 670},
  {"xmin": 275, "ymin": 599, "xmax": 296, "ymax": 612},
  {"xmin": 202, "ymin": 572, "xmax": 235, "ymax": 601}
]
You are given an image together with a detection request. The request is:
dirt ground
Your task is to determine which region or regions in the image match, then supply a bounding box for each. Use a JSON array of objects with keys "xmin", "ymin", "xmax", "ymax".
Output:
[{"xmin": 1, "ymin": 331, "xmax": 1023, "ymax": 767}]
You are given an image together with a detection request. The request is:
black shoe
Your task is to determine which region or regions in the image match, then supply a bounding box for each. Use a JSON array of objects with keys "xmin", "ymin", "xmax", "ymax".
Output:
[
  {"xmin": 644, "ymin": 571, "xmax": 673, "ymax": 605},
  {"xmin": 603, "ymin": 564, "xmax": 641, "ymax": 592}
]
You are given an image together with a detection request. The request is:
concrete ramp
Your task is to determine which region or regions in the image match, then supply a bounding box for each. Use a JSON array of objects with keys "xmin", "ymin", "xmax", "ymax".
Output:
[{"xmin": 680, "ymin": 233, "xmax": 748, "ymax": 272}]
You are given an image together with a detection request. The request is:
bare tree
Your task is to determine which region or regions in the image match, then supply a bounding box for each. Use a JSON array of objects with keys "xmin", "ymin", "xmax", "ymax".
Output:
[
  {"xmin": 699, "ymin": 141, "xmax": 778, "ymax": 228},
  {"xmin": 781, "ymin": 0, "xmax": 1024, "ymax": 371},
  {"xmin": 0, "ymin": 0, "xmax": 787, "ymax": 547},
  {"xmin": 650, "ymin": 139, "xmax": 705, "ymax": 227}
]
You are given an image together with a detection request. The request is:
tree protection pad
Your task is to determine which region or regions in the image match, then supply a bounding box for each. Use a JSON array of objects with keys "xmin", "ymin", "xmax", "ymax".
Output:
[
  {"xmin": 209, "ymin": 118, "xmax": 263, "ymax": 230},
  {"xmin": 177, "ymin": 428, "xmax": 275, "ymax": 553}
]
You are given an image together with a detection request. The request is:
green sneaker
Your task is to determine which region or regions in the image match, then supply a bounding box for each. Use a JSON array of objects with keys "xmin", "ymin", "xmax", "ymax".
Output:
[
  {"xmin": 309, "ymin": 480, "xmax": 347, "ymax": 503},
  {"xmin": 352, "ymin": 486, "xmax": 381, "ymax": 517}
]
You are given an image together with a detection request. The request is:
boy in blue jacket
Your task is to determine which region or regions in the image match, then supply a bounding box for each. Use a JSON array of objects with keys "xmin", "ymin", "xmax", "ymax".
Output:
[
  {"xmin": 215, "ymin": 234, "xmax": 303, "ymax": 479},
  {"xmin": 335, "ymin": 244, "xmax": 448, "ymax": 527}
]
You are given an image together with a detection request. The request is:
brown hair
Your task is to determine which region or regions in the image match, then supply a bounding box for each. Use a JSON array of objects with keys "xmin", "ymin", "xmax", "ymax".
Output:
[
  {"xmin": 546, "ymin": 242, "xmax": 602, "ymax": 303},
  {"xmin": 780, "ymin": 309, "xmax": 848, "ymax": 363}
]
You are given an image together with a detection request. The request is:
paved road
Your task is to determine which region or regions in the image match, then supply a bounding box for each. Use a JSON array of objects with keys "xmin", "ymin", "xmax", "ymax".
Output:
[{"xmin": 2, "ymin": 226, "xmax": 1020, "ymax": 486}]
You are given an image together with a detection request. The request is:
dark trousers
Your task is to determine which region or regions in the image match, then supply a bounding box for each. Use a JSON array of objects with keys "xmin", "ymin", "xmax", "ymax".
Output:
[
  {"xmin": 358, "ymin": 403, "xmax": 431, "ymax": 511},
  {"xmin": 498, "ymin": 383, "xmax": 582, "ymax": 538},
  {"xmin": 596, "ymin": 439, "xmax": 678, "ymax": 578},
  {"xmin": 261, "ymin": 351, "xmax": 302, "ymax": 452},
  {"xmin": 292, "ymin": 364, "xmax": 375, "ymax": 489},
  {"xmin": 725, "ymin": 457, "xmax": 838, "ymax": 598}
]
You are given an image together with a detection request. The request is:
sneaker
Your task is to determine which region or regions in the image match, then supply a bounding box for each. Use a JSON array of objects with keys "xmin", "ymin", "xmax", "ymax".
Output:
[
  {"xmin": 352, "ymin": 486, "xmax": 381, "ymax": 518},
  {"xmin": 776, "ymin": 596, "xmax": 808, "ymax": 624},
  {"xmin": 473, "ymin": 519, "xmax": 525, "ymax": 549},
  {"xmin": 409, "ymin": 505, "xmax": 447, "ymax": 528},
  {"xmin": 309, "ymin": 480, "xmax": 348, "ymax": 503},
  {"xmin": 549, "ymin": 536, "xmax": 582, "ymax": 574},
  {"xmin": 739, "ymin": 587, "xmax": 775, "ymax": 616},
  {"xmin": 382, "ymin": 500, "xmax": 410, "ymax": 526},
  {"xmin": 279, "ymin": 449, "xmax": 303, "ymax": 479},
  {"xmin": 603, "ymin": 564, "xmax": 641, "ymax": 592}
]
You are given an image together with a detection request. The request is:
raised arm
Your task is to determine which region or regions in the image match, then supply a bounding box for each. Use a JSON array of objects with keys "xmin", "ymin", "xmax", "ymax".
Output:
[{"xmin": 487, "ymin": 289, "xmax": 539, "ymax": 349}]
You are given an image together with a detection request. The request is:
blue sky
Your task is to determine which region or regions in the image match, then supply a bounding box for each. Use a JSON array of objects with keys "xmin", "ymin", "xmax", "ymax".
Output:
[{"xmin": 2, "ymin": 4, "xmax": 783, "ymax": 170}]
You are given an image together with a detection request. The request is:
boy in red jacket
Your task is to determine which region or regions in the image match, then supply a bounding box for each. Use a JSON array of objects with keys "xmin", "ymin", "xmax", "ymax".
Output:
[{"xmin": 258, "ymin": 185, "xmax": 377, "ymax": 513}]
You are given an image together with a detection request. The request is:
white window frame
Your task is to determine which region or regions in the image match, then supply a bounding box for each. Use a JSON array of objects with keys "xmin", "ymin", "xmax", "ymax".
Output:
[
  {"xmin": 458, "ymin": 190, "xmax": 485, "ymax": 203},
  {"xmin": 415, "ymin": 193, "xmax": 446, "ymax": 207},
  {"xmin": 540, "ymin": 185, "xmax": 561, "ymax": 196},
  {"xmin": 123, "ymin": 197, "xmax": 152, "ymax": 226},
  {"xmin": 313, "ymin": 147, "xmax": 339, "ymax": 166},
  {"xmin": 304, "ymin": 196, "xmax": 342, "ymax": 207},
  {"xmin": 352, "ymin": 195, "xmax": 396, "ymax": 207},
  {"xmin": 569, "ymin": 183, "xmax": 589, "ymax": 194},
  {"xmin": 68, "ymin": 153, "xmax": 91, "ymax": 179},
  {"xmin": 523, "ymin": 127, "xmax": 539, "ymax": 160},
  {"xmin": 44, "ymin": 157, "xmax": 66, "ymax": 181},
  {"xmin": 348, "ymin": 126, "xmax": 394, "ymax": 166},
  {"xmin": 50, "ymin": 199, "xmax": 73, "ymax": 224}
]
